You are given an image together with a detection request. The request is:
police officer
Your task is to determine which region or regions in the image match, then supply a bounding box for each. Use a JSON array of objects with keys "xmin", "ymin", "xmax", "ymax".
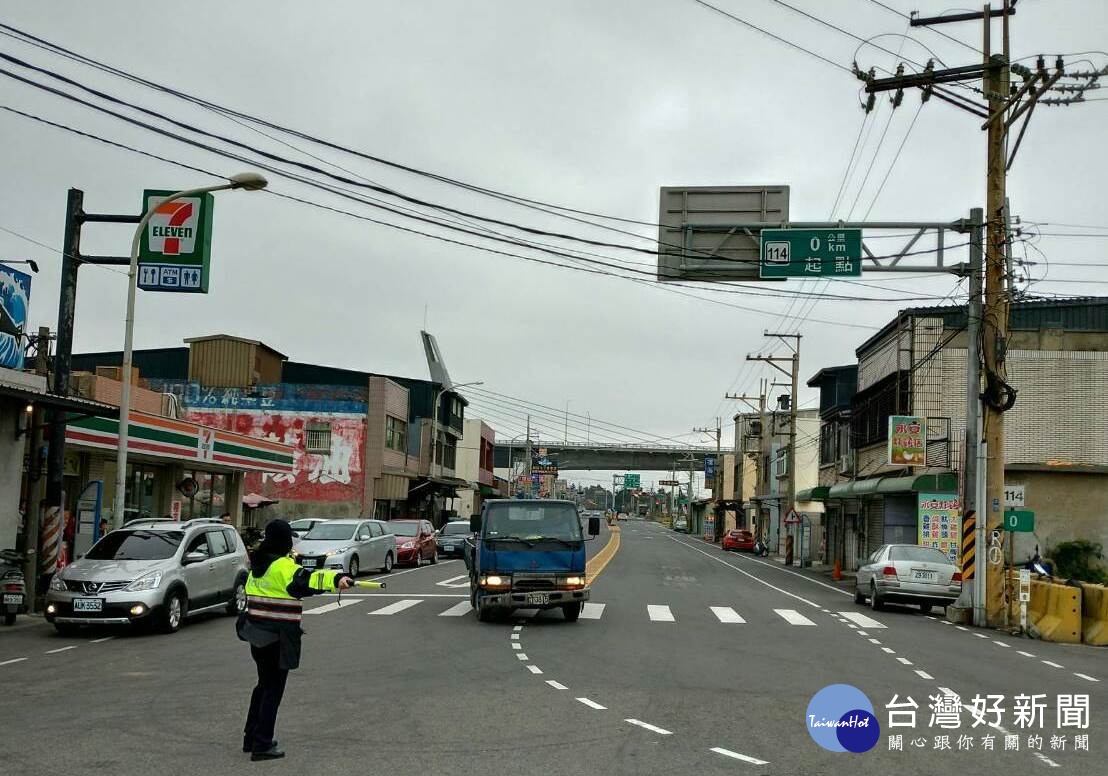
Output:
[{"xmin": 237, "ymin": 518, "xmax": 354, "ymax": 761}]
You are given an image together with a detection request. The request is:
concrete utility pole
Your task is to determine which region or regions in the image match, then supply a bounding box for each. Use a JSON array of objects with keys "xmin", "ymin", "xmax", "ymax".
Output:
[
  {"xmin": 692, "ymin": 419, "xmax": 722, "ymax": 539},
  {"xmin": 963, "ymin": 208, "xmax": 986, "ymax": 622},
  {"xmin": 725, "ymin": 382, "xmax": 767, "ymax": 534},
  {"xmin": 748, "ymin": 334, "xmax": 801, "ymax": 533},
  {"xmin": 525, "ymin": 414, "xmax": 532, "ymax": 497}
]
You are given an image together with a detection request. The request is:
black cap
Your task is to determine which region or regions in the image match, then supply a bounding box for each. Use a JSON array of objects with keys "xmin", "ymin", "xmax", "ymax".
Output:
[{"xmin": 261, "ymin": 519, "xmax": 294, "ymax": 555}]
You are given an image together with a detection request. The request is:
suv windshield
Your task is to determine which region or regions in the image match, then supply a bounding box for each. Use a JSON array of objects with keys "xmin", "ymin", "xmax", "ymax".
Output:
[
  {"xmin": 485, "ymin": 503, "xmax": 582, "ymax": 542},
  {"xmin": 890, "ymin": 546, "xmax": 951, "ymax": 564},
  {"xmin": 388, "ymin": 522, "xmax": 420, "ymax": 537},
  {"xmin": 303, "ymin": 524, "xmax": 357, "ymax": 541},
  {"xmin": 85, "ymin": 529, "xmax": 184, "ymax": 561},
  {"xmin": 441, "ymin": 523, "xmax": 470, "ymax": 536}
]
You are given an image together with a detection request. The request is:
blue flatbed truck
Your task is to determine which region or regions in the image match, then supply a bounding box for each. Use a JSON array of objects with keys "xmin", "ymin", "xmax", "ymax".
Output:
[{"xmin": 468, "ymin": 499, "xmax": 601, "ymax": 622}]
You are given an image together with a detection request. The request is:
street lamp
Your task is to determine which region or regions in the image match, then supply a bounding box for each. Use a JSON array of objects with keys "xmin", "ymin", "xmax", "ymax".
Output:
[{"xmin": 112, "ymin": 173, "xmax": 267, "ymax": 527}]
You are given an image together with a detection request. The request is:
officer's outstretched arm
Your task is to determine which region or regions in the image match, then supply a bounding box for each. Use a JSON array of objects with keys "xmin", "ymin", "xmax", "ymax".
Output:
[{"xmin": 286, "ymin": 567, "xmax": 354, "ymax": 598}]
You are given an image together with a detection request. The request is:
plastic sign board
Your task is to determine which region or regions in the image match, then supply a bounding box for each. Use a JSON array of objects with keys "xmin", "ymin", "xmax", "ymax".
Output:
[
  {"xmin": 888, "ymin": 415, "xmax": 927, "ymax": 466},
  {"xmin": 917, "ymin": 493, "xmax": 961, "ymax": 566},
  {"xmin": 759, "ymin": 228, "xmax": 862, "ymax": 278},
  {"xmin": 1003, "ymin": 509, "xmax": 1035, "ymax": 532},
  {"xmin": 137, "ymin": 189, "xmax": 215, "ymax": 293},
  {"xmin": 0, "ymin": 262, "xmax": 32, "ymax": 369},
  {"xmin": 623, "ymin": 473, "xmax": 641, "ymax": 488},
  {"xmin": 659, "ymin": 479, "xmax": 680, "ymax": 487},
  {"xmin": 1004, "ymin": 484, "xmax": 1025, "ymax": 508},
  {"xmin": 704, "ymin": 455, "xmax": 717, "ymax": 479}
]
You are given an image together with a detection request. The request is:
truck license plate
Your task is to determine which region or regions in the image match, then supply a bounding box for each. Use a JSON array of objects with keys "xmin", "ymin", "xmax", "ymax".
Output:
[
  {"xmin": 2, "ymin": 594, "xmax": 22, "ymax": 605},
  {"xmin": 73, "ymin": 598, "xmax": 103, "ymax": 612},
  {"xmin": 526, "ymin": 593, "xmax": 549, "ymax": 605}
]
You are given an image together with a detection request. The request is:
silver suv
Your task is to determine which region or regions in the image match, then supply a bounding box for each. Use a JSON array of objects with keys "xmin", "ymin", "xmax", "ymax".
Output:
[{"xmin": 46, "ymin": 518, "xmax": 249, "ymax": 635}]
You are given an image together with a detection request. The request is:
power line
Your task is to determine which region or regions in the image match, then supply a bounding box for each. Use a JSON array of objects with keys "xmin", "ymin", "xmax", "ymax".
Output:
[{"xmin": 860, "ymin": 0, "xmax": 981, "ymax": 54}]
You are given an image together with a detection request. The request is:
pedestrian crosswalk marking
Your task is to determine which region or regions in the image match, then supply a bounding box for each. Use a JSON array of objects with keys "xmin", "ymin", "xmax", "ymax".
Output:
[
  {"xmin": 647, "ymin": 605, "xmax": 675, "ymax": 622},
  {"xmin": 710, "ymin": 606, "xmax": 746, "ymax": 624},
  {"xmin": 305, "ymin": 599, "xmax": 361, "ymax": 615},
  {"xmin": 438, "ymin": 600, "xmax": 472, "ymax": 617},
  {"xmin": 838, "ymin": 611, "xmax": 887, "ymax": 629},
  {"xmin": 774, "ymin": 609, "xmax": 815, "ymax": 626},
  {"xmin": 580, "ymin": 603, "xmax": 605, "ymax": 619},
  {"xmin": 369, "ymin": 599, "xmax": 423, "ymax": 616}
]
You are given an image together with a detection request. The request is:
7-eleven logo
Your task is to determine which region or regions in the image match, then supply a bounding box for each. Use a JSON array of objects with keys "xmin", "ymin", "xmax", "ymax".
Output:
[{"xmin": 146, "ymin": 196, "xmax": 201, "ymax": 256}]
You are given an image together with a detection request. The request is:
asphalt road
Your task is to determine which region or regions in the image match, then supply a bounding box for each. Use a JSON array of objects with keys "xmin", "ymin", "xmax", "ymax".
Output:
[{"xmin": 1, "ymin": 519, "xmax": 1103, "ymax": 775}]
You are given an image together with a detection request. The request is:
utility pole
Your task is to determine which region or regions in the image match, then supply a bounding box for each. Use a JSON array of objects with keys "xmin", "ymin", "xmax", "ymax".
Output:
[
  {"xmin": 860, "ymin": 0, "xmax": 1074, "ymax": 627},
  {"xmin": 748, "ymin": 334, "xmax": 801, "ymax": 546},
  {"xmin": 525, "ymin": 414, "xmax": 532, "ymax": 498},
  {"xmin": 692, "ymin": 419, "xmax": 722, "ymax": 539},
  {"xmin": 725, "ymin": 381, "xmax": 767, "ymax": 534},
  {"xmin": 963, "ymin": 208, "xmax": 986, "ymax": 622}
]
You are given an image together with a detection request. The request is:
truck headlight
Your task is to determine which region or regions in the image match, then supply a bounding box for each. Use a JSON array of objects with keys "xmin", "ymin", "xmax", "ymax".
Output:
[
  {"xmin": 49, "ymin": 575, "xmax": 67, "ymax": 592},
  {"xmin": 563, "ymin": 576, "xmax": 586, "ymax": 589},
  {"xmin": 479, "ymin": 574, "xmax": 510, "ymax": 589},
  {"xmin": 125, "ymin": 571, "xmax": 163, "ymax": 592}
]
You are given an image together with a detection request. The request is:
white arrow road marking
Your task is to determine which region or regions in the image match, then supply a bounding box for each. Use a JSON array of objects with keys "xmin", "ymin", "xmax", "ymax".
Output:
[
  {"xmin": 626, "ymin": 719, "xmax": 672, "ymax": 735},
  {"xmin": 710, "ymin": 747, "xmax": 769, "ymax": 765},
  {"xmin": 710, "ymin": 606, "xmax": 746, "ymax": 624},
  {"xmin": 838, "ymin": 611, "xmax": 886, "ymax": 629},
  {"xmin": 436, "ymin": 574, "xmax": 471, "ymax": 588},
  {"xmin": 580, "ymin": 603, "xmax": 605, "ymax": 619},
  {"xmin": 369, "ymin": 599, "xmax": 423, "ymax": 615},
  {"xmin": 647, "ymin": 605, "xmax": 675, "ymax": 622},
  {"xmin": 438, "ymin": 601, "xmax": 472, "ymax": 617},
  {"xmin": 774, "ymin": 609, "xmax": 815, "ymax": 626}
]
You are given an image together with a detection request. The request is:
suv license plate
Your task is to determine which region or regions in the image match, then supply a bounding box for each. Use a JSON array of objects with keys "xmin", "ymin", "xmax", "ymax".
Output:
[
  {"xmin": 2, "ymin": 593, "xmax": 22, "ymax": 605},
  {"xmin": 911, "ymin": 568, "xmax": 937, "ymax": 582},
  {"xmin": 73, "ymin": 598, "xmax": 103, "ymax": 612},
  {"xmin": 526, "ymin": 593, "xmax": 550, "ymax": 605}
]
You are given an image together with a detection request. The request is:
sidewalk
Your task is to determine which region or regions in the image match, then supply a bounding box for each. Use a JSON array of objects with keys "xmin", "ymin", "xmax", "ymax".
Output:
[{"xmin": 692, "ymin": 535, "xmax": 856, "ymax": 593}]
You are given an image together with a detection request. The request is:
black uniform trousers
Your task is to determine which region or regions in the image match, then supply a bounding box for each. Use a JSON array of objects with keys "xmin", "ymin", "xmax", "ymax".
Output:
[{"xmin": 244, "ymin": 641, "xmax": 289, "ymax": 752}]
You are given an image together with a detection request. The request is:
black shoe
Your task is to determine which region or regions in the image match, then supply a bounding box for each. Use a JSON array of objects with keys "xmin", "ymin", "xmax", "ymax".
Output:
[
  {"xmin": 251, "ymin": 746, "xmax": 285, "ymax": 761},
  {"xmin": 243, "ymin": 739, "xmax": 277, "ymax": 753}
]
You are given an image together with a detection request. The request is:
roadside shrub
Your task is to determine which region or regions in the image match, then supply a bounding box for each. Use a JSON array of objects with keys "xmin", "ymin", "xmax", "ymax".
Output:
[{"xmin": 1049, "ymin": 540, "xmax": 1108, "ymax": 584}]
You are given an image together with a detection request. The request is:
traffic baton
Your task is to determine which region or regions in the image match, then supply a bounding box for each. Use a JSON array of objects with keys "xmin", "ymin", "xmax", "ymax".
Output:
[{"xmin": 354, "ymin": 581, "xmax": 387, "ymax": 589}]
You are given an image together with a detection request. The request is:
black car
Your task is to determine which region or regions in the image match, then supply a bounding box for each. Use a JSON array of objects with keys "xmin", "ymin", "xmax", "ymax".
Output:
[{"xmin": 436, "ymin": 520, "xmax": 473, "ymax": 558}]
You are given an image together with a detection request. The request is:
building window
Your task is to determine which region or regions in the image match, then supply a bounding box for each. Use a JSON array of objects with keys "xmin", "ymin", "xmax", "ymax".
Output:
[
  {"xmin": 385, "ymin": 415, "xmax": 407, "ymax": 452},
  {"xmin": 443, "ymin": 437, "xmax": 457, "ymax": 470},
  {"xmin": 305, "ymin": 421, "xmax": 332, "ymax": 454}
]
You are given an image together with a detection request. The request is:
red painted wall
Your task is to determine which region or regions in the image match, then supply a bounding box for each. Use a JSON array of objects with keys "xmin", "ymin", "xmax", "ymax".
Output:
[{"xmin": 187, "ymin": 410, "xmax": 365, "ymax": 505}]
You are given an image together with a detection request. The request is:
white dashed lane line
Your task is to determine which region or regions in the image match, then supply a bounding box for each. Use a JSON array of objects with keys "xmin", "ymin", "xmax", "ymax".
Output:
[
  {"xmin": 897, "ymin": 657, "xmax": 913, "ymax": 665},
  {"xmin": 710, "ymin": 747, "xmax": 770, "ymax": 766},
  {"xmin": 1017, "ymin": 650, "xmax": 1036, "ymax": 658},
  {"xmin": 914, "ymin": 669, "xmax": 935, "ymax": 680},
  {"xmin": 526, "ymin": 665, "xmax": 543, "ymax": 675},
  {"xmin": 45, "ymin": 646, "xmax": 77, "ymax": 654},
  {"xmin": 90, "ymin": 636, "xmax": 113, "ymax": 643},
  {"xmin": 576, "ymin": 697, "xmax": 606, "ymax": 710},
  {"xmin": 545, "ymin": 680, "xmax": 568, "ymax": 690},
  {"xmin": 0, "ymin": 657, "xmax": 28, "ymax": 667},
  {"xmin": 1075, "ymin": 673, "xmax": 1099, "ymax": 683},
  {"xmin": 1042, "ymin": 660, "xmax": 1063, "ymax": 669},
  {"xmin": 516, "ymin": 653, "xmax": 529, "ymax": 661},
  {"xmin": 626, "ymin": 719, "xmax": 672, "ymax": 735}
]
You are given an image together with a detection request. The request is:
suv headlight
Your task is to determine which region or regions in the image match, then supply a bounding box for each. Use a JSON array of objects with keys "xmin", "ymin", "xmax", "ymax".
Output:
[
  {"xmin": 324, "ymin": 547, "xmax": 351, "ymax": 557},
  {"xmin": 124, "ymin": 571, "xmax": 163, "ymax": 592},
  {"xmin": 49, "ymin": 574, "xmax": 67, "ymax": 592}
]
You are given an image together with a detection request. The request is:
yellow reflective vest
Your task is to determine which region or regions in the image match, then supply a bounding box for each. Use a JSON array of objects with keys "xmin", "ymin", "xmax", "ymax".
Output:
[{"xmin": 244, "ymin": 556, "xmax": 342, "ymax": 623}]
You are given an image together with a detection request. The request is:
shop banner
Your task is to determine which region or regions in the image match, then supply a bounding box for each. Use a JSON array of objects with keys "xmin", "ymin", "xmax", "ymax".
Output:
[
  {"xmin": 917, "ymin": 492, "xmax": 961, "ymax": 566},
  {"xmin": 888, "ymin": 415, "xmax": 926, "ymax": 466}
]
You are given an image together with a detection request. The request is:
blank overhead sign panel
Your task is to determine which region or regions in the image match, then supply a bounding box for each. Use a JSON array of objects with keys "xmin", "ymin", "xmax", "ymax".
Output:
[{"xmin": 657, "ymin": 185, "xmax": 789, "ymax": 282}]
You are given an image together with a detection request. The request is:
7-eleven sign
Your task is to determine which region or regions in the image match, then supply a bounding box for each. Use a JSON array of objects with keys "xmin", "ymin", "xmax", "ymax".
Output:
[{"xmin": 137, "ymin": 189, "xmax": 215, "ymax": 293}]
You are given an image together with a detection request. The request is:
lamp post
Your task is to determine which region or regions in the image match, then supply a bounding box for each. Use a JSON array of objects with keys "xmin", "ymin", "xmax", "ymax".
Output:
[{"xmin": 112, "ymin": 172, "xmax": 267, "ymax": 528}]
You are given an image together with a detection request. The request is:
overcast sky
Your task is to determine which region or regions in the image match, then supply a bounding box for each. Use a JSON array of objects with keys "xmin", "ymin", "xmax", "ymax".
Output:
[{"xmin": 1, "ymin": 1, "xmax": 1105, "ymax": 491}]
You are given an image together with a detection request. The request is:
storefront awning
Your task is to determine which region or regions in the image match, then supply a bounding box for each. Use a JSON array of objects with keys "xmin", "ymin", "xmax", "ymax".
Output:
[
  {"xmin": 0, "ymin": 369, "xmax": 118, "ymax": 417},
  {"xmin": 795, "ymin": 486, "xmax": 830, "ymax": 502},
  {"xmin": 826, "ymin": 472, "xmax": 958, "ymax": 499}
]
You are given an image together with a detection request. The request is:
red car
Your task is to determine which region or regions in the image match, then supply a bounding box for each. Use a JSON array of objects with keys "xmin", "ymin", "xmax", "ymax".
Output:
[
  {"xmin": 388, "ymin": 519, "xmax": 438, "ymax": 566},
  {"xmin": 722, "ymin": 529, "xmax": 756, "ymax": 552}
]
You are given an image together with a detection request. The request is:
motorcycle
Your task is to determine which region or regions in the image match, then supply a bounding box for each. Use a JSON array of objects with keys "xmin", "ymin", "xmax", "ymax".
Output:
[
  {"xmin": 752, "ymin": 540, "xmax": 770, "ymax": 558},
  {"xmin": 0, "ymin": 549, "xmax": 27, "ymax": 626}
]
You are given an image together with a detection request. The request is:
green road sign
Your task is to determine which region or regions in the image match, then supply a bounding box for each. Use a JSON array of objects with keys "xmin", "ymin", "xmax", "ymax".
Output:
[
  {"xmin": 1003, "ymin": 509, "xmax": 1035, "ymax": 532},
  {"xmin": 137, "ymin": 189, "xmax": 215, "ymax": 293},
  {"xmin": 624, "ymin": 473, "xmax": 640, "ymax": 488},
  {"xmin": 759, "ymin": 228, "xmax": 862, "ymax": 278}
]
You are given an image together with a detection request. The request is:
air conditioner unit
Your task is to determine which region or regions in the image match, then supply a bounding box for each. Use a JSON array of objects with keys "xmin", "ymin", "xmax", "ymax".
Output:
[{"xmin": 838, "ymin": 451, "xmax": 855, "ymax": 475}]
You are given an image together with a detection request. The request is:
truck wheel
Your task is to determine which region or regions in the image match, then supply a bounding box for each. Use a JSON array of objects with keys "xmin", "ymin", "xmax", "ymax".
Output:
[
  {"xmin": 476, "ymin": 597, "xmax": 495, "ymax": 622},
  {"xmin": 562, "ymin": 602, "xmax": 582, "ymax": 622}
]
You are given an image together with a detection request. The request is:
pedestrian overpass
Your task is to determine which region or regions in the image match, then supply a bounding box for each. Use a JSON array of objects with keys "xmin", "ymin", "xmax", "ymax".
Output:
[{"xmin": 492, "ymin": 441, "xmax": 717, "ymax": 471}]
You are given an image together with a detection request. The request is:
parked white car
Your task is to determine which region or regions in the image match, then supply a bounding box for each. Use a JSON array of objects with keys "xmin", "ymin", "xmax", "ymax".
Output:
[
  {"xmin": 292, "ymin": 519, "xmax": 396, "ymax": 576},
  {"xmin": 855, "ymin": 544, "xmax": 962, "ymax": 614}
]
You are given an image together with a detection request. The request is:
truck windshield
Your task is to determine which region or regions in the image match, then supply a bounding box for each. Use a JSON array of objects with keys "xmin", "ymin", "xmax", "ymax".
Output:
[{"xmin": 485, "ymin": 504, "xmax": 582, "ymax": 542}]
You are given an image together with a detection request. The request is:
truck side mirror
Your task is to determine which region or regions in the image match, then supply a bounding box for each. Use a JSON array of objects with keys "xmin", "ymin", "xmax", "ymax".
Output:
[
  {"xmin": 469, "ymin": 514, "xmax": 482, "ymax": 534},
  {"xmin": 588, "ymin": 517, "xmax": 600, "ymax": 536}
]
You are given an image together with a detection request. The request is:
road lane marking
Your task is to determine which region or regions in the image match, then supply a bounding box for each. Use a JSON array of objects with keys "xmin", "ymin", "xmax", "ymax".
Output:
[
  {"xmin": 438, "ymin": 601, "xmax": 473, "ymax": 617},
  {"xmin": 774, "ymin": 609, "xmax": 815, "ymax": 626},
  {"xmin": 670, "ymin": 538, "xmax": 820, "ymax": 607},
  {"xmin": 513, "ymin": 625, "xmax": 523, "ymax": 632},
  {"xmin": 512, "ymin": 643, "xmax": 521, "ymax": 650},
  {"xmin": 881, "ymin": 647, "xmax": 896, "ymax": 654},
  {"xmin": 46, "ymin": 646, "xmax": 77, "ymax": 654},
  {"xmin": 857, "ymin": 631, "xmax": 869, "ymax": 636},
  {"xmin": 626, "ymin": 719, "xmax": 672, "ymax": 735},
  {"xmin": 974, "ymin": 633, "xmax": 989, "ymax": 639},
  {"xmin": 914, "ymin": 670, "xmax": 934, "ymax": 680},
  {"xmin": 845, "ymin": 623, "xmax": 858, "ymax": 629},
  {"xmin": 0, "ymin": 658, "xmax": 28, "ymax": 667},
  {"xmin": 1034, "ymin": 752, "xmax": 1061, "ymax": 768},
  {"xmin": 956, "ymin": 626, "xmax": 969, "ymax": 631},
  {"xmin": 838, "ymin": 611, "xmax": 886, "ymax": 629},
  {"xmin": 526, "ymin": 665, "xmax": 543, "ymax": 674},
  {"xmin": 317, "ymin": 593, "xmax": 466, "ymax": 598},
  {"xmin": 576, "ymin": 697, "xmax": 606, "ymax": 710},
  {"xmin": 710, "ymin": 747, "xmax": 769, "ymax": 765},
  {"xmin": 580, "ymin": 603, "xmax": 605, "ymax": 620},
  {"xmin": 1041, "ymin": 660, "xmax": 1063, "ymax": 668},
  {"xmin": 992, "ymin": 640, "xmax": 1011, "ymax": 647},
  {"xmin": 868, "ymin": 638, "xmax": 882, "ymax": 645},
  {"xmin": 647, "ymin": 605, "xmax": 675, "ymax": 622},
  {"xmin": 546, "ymin": 680, "xmax": 568, "ymax": 690},
  {"xmin": 368, "ymin": 599, "xmax": 423, "ymax": 615},
  {"xmin": 305, "ymin": 599, "xmax": 362, "ymax": 615},
  {"xmin": 510, "ymin": 633, "xmax": 520, "ymax": 640},
  {"xmin": 897, "ymin": 657, "xmax": 913, "ymax": 665},
  {"xmin": 1075, "ymin": 673, "xmax": 1099, "ymax": 682},
  {"xmin": 365, "ymin": 559, "xmax": 457, "ymax": 583},
  {"xmin": 517, "ymin": 653, "xmax": 529, "ymax": 661},
  {"xmin": 435, "ymin": 574, "xmax": 470, "ymax": 588},
  {"xmin": 710, "ymin": 606, "xmax": 746, "ymax": 624},
  {"xmin": 90, "ymin": 637, "xmax": 113, "ymax": 643},
  {"xmin": 1017, "ymin": 650, "xmax": 1035, "ymax": 658},
  {"xmin": 586, "ymin": 526, "xmax": 621, "ymax": 582}
]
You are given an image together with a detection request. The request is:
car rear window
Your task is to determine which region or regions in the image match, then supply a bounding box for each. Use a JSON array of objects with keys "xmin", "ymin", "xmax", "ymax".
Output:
[
  {"xmin": 303, "ymin": 524, "xmax": 357, "ymax": 541},
  {"xmin": 85, "ymin": 529, "xmax": 184, "ymax": 560},
  {"xmin": 441, "ymin": 523, "xmax": 470, "ymax": 536},
  {"xmin": 890, "ymin": 546, "xmax": 952, "ymax": 564},
  {"xmin": 387, "ymin": 522, "xmax": 420, "ymax": 537}
]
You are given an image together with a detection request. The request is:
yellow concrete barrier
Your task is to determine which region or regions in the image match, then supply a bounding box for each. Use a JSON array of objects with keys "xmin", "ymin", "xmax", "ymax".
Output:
[
  {"xmin": 1028, "ymin": 580, "xmax": 1082, "ymax": 644},
  {"xmin": 1080, "ymin": 582, "xmax": 1108, "ymax": 646}
]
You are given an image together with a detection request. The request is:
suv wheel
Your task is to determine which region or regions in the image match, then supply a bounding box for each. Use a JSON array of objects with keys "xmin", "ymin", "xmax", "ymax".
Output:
[
  {"xmin": 160, "ymin": 590, "xmax": 186, "ymax": 633},
  {"xmin": 227, "ymin": 576, "xmax": 247, "ymax": 616}
]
